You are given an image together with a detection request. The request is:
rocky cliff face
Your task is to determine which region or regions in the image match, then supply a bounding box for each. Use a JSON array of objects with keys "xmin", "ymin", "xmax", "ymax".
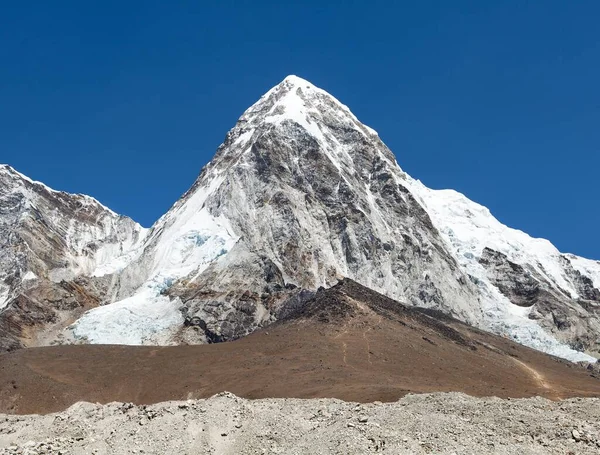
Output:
[
  {"xmin": 0, "ymin": 165, "xmax": 146, "ymax": 349},
  {"xmin": 2, "ymin": 76, "xmax": 600, "ymax": 362}
]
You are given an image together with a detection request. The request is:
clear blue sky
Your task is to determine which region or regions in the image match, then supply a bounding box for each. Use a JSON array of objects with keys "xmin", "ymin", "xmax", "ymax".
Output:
[{"xmin": 2, "ymin": 1, "xmax": 599, "ymax": 258}]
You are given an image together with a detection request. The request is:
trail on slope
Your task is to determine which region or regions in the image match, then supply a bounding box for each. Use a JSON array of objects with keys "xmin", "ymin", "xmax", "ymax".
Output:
[{"xmin": 512, "ymin": 358, "xmax": 562, "ymax": 400}]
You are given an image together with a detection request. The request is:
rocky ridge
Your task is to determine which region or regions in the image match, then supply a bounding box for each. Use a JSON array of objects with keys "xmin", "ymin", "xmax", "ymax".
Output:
[{"xmin": 0, "ymin": 165, "xmax": 146, "ymax": 350}]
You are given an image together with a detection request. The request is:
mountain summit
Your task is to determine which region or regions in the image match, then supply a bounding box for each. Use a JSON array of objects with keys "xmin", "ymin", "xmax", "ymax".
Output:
[{"xmin": 1, "ymin": 77, "xmax": 599, "ymax": 362}]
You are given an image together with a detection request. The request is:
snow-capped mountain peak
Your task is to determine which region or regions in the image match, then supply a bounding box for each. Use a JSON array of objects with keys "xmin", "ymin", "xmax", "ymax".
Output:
[
  {"xmin": 70, "ymin": 77, "xmax": 600, "ymax": 362},
  {"xmin": 2, "ymin": 77, "xmax": 600, "ymax": 364},
  {"xmin": 0, "ymin": 164, "xmax": 146, "ymax": 307}
]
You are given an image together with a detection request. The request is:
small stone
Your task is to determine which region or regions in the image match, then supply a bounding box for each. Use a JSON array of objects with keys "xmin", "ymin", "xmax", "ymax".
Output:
[
  {"xmin": 572, "ymin": 429, "xmax": 581, "ymax": 441},
  {"xmin": 358, "ymin": 416, "xmax": 368, "ymax": 423},
  {"xmin": 347, "ymin": 422, "xmax": 355, "ymax": 428}
]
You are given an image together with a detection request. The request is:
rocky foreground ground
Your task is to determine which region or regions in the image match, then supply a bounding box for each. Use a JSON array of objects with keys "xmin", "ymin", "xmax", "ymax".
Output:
[{"xmin": 0, "ymin": 392, "xmax": 599, "ymax": 454}]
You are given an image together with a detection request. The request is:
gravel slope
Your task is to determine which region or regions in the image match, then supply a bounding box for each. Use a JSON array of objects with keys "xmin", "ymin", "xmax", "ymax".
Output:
[{"xmin": 1, "ymin": 392, "xmax": 599, "ymax": 454}]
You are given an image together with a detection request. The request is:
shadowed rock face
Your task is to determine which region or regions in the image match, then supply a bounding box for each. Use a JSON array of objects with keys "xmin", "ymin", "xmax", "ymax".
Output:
[
  {"xmin": 560, "ymin": 255, "xmax": 600, "ymax": 301},
  {"xmin": 0, "ymin": 278, "xmax": 106, "ymax": 351},
  {"xmin": 479, "ymin": 248, "xmax": 542, "ymax": 307}
]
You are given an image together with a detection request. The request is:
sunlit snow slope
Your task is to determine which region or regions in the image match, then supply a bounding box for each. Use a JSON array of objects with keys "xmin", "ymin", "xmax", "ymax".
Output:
[{"xmin": 410, "ymin": 182, "xmax": 600, "ymax": 361}]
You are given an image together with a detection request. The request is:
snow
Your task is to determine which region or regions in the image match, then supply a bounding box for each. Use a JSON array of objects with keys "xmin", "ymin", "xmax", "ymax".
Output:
[
  {"xmin": 0, "ymin": 164, "xmax": 60, "ymax": 195},
  {"xmin": 253, "ymin": 76, "xmax": 379, "ymax": 142},
  {"xmin": 283, "ymin": 74, "xmax": 312, "ymax": 87},
  {"xmin": 265, "ymin": 83, "xmax": 330, "ymax": 144},
  {"xmin": 407, "ymin": 178, "xmax": 596, "ymax": 362},
  {"xmin": 568, "ymin": 255, "xmax": 600, "ymax": 289},
  {"xmin": 91, "ymin": 225, "xmax": 149, "ymax": 277},
  {"xmin": 410, "ymin": 182, "xmax": 578, "ymax": 297},
  {"xmin": 70, "ymin": 285, "xmax": 184, "ymax": 345},
  {"xmin": 72, "ymin": 174, "xmax": 238, "ymax": 344},
  {"xmin": 21, "ymin": 271, "xmax": 37, "ymax": 281},
  {"xmin": 0, "ymin": 284, "xmax": 10, "ymax": 311},
  {"xmin": 0, "ymin": 164, "xmax": 120, "ymax": 217},
  {"xmin": 1, "ymin": 162, "xmax": 148, "ymax": 282},
  {"xmin": 232, "ymin": 129, "xmax": 255, "ymax": 148},
  {"xmin": 92, "ymin": 247, "xmax": 143, "ymax": 278},
  {"xmin": 258, "ymin": 77, "xmax": 367, "ymax": 175},
  {"xmin": 280, "ymin": 75, "xmax": 379, "ymax": 136},
  {"xmin": 146, "ymin": 176, "xmax": 238, "ymax": 280},
  {"xmin": 73, "ymin": 208, "xmax": 235, "ymax": 344}
]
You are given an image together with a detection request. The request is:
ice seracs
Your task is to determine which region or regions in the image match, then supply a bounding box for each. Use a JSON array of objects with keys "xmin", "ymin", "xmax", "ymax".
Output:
[{"xmin": 71, "ymin": 285, "xmax": 184, "ymax": 345}]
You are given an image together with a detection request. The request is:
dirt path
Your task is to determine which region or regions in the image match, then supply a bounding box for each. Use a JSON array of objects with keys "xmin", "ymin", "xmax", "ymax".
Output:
[{"xmin": 512, "ymin": 357, "xmax": 562, "ymax": 400}]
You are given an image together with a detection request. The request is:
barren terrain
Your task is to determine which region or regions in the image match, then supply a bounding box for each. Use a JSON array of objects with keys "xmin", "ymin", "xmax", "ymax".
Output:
[
  {"xmin": 1, "ymin": 392, "xmax": 600, "ymax": 454},
  {"xmin": 1, "ymin": 281, "xmax": 599, "ymax": 415}
]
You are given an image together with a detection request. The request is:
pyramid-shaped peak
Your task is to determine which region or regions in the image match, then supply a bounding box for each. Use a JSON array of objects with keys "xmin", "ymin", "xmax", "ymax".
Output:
[
  {"xmin": 259, "ymin": 74, "xmax": 326, "ymax": 103},
  {"xmin": 280, "ymin": 75, "xmax": 316, "ymax": 88},
  {"xmin": 232, "ymin": 75, "xmax": 379, "ymax": 148}
]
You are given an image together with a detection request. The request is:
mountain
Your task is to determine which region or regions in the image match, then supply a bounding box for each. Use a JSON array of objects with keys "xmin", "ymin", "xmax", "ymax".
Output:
[
  {"xmin": 1, "ymin": 76, "xmax": 599, "ymax": 362},
  {"xmin": 71, "ymin": 75, "xmax": 483, "ymax": 346},
  {"xmin": 0, "ymin": 164, "xmax": 146, "ymax": 350}
]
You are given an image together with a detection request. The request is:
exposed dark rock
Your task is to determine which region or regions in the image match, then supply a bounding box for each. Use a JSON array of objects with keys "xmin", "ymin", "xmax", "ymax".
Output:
[
  {"xmin": 479, "ymin": 248, "xmax": 540, "ymax": 307},
  {"xmin": 560, "ymin": 256, "xmax": 600, "ymax": 302},
  {"xmin": 479, "ymin": 247, "xmax": 600, "ymax": 355}
]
